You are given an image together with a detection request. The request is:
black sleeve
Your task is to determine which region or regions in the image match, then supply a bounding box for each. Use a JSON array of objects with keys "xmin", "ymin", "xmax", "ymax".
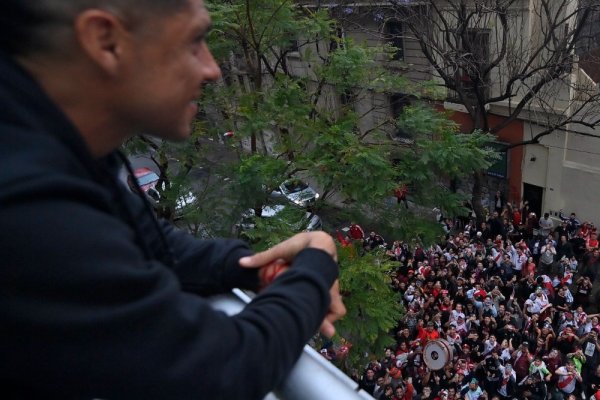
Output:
[
  {"xmin": 0, "ymin": 181, "xmax": 338, "ymax": 400},
  {"xmin": 159, "ymin": 220, "xmax": 261, "ymax": 295}
]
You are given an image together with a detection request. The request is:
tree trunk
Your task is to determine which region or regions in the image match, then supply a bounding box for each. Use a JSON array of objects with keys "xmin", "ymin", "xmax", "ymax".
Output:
[{"xmin": 471, "ymin": 170, "xmax": 486, "ymax": 226}]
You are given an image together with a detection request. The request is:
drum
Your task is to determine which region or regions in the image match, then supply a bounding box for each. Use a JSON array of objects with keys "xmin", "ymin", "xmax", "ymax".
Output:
[{"xmin": 423, "ymin": 339, "xmax": 454, "ymax": 370}]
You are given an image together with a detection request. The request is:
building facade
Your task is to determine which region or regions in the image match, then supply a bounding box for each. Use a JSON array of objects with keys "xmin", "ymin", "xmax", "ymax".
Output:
[{"xmin": 293, "ymin": 0, "xmax": 600, "ymax": 223}]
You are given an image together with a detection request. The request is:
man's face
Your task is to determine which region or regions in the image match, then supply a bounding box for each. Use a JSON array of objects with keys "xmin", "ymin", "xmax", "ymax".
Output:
[
  {"xmin": 567, "ymin": 363, "xmax": 574, "ymax": 372},
  {"xmin": 119, "ymin": 0, "xmax": 221, "ymax": 140}
]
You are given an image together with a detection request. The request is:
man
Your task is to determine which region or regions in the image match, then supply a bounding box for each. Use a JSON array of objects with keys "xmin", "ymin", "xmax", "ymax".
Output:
[
  {"xmin": 374, "ymin": 375, "xmax": 390, "ymax": 399},
  {"xmin": 461, "ymin": 377, "xmax": 483, "ymax": 400},
  {"xmin": 497, "ymin": 363, "xmax": 516, "ymax": 400},
  {"xmin": 555, "ymin": 360, "xmax": 583, "ymax": 398},
  {"xmin": 417, "ymin": 321, "xmax": 441, "ymax": 345},
  {"xmin": 538, "ymin": 213, "xmax": 554, "ymax": 238},
  {"xmin": 513, "ymin": 341, "xmax": 534, "ymax": 382},
  {"xmin": 518, "ymin": 373, "xmax": 547, "ymax": 400},
  {"xmin": 557, "ymin": 235, "xmax": 575, "ymax": 266},
  {"xmin": 564, "ymin": 212, "xmax": 582, "ymax": 238},
  {"xmin": 539, "ymin": 239, "xmax": 557, "ymax": 275},
  {"xmin": 360, "ymin": 368, "xmax": 378, "ymax": 395},
  {"xmin": 580, "ymin": 329, "xmax": 600, "ymax": 385},
  {"xmin": 0, "ymin": 1, "xmax": 345, "ymax": 398}
]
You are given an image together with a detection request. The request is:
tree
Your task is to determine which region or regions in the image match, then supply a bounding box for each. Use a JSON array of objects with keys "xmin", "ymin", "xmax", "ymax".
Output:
[
  {"xmin": 122, "ymin": 0, "xmax": 498, "ymax": 372},
  {"xmin": 383, "ymin": 0, "xmax": 600, "ymax": 222},
  {"xmin": 200, "ymin": 0, "xmax": 499, "ymax": 370}
]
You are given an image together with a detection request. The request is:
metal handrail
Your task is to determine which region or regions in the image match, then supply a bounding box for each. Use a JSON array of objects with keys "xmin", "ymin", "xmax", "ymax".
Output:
[{"xmin": 209, "ymin": 289, "xmax": 374, "ymax": 400}]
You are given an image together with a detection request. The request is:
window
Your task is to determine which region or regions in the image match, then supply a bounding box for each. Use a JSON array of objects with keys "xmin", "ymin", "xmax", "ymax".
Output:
[
  {"xmin": 463, "ymin": 29, "xmax": 490, "ymax": 75},
  {"xmin": 390, "ymin": 93, "xmax": 413, "ymax": 143},
  {"xmin": 330, "ymin": 26, "xmax": 346, "ymax": 52},
  {"xmin": 286, "ymin": 38, "xmax": 300, "ymax": 56},
  {"xmin": 385, "ymin": 20, "xmax": 404, "ymax": 61},
  {"xmin": 340, "ymin": 90, "xmax": 354, "ymax": 107}
]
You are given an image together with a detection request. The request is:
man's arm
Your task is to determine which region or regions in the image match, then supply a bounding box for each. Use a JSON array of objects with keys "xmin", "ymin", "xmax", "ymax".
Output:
[
  {"xmin": 159, "ymin": 220, "xmax": 260, "ymax": 295},
  {"xmin": 1, "ymin": 188, "xmax": 339, "ymax": 399}
]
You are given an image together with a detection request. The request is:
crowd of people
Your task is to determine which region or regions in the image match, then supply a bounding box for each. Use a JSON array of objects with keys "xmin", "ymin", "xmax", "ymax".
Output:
[{"xmin": 337, "ymin": 201, "xmax": 600, "ymax": 400}]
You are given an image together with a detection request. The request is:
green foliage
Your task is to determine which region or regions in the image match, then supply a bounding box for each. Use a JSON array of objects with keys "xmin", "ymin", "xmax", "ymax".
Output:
[
  {"xmin": 238, "ymin": 206, "xmax": 313, "ymax": 251},
  {"xmin": 393, "ymin": 105, "xmax": 499, "ymax": 217},
  {"xmin": 233, "ymin": 153, "xmax": 288, "ymax": 209},
  {"xmin": 334, "ymin": 247, "xmax": 403, "ymax": 370}
]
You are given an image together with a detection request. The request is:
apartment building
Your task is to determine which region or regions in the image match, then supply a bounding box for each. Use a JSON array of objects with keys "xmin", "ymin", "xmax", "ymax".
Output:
[{"xmin": 292, "ymin": 0, "xmax": 600, "ymax": 223}]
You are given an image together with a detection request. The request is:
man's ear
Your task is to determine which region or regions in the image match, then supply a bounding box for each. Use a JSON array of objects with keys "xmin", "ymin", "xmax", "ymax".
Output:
[{"xmin": 73, "ymin": 9, "xmax": 130, "ymax": 76}]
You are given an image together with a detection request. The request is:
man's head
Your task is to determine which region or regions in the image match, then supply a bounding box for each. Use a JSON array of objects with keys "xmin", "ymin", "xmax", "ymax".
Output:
[
  {"xmin": 2, "ymin": 1, "xmax": 190, "ymax": 56},
  {"xmin": 469, "ymin": 378, "xmax": 479, "ymax": 390},
  {"xmin": 5, "ymin": 0, "xmax": 221, "ymax": 154},
  {"xmin": 366, "ymin": 369, "xmax": 375, "ymax": 379}
]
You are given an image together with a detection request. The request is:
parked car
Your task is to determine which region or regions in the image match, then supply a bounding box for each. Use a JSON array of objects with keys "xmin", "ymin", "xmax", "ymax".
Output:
[
  {"xmin": 128, "ymin": 167, "xmax": 197, "ymax": 218},
  {"xmin": 234, "ymin": 204, "xmax": 322, "ymax": 239},
  {"xmin": 271, "ymin": 179, "xmax": 319, "ymax": 208}
]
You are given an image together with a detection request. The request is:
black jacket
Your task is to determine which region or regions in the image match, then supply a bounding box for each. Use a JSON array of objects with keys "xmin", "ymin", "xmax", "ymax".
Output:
[{"xmin": 0, "ymin": 51, "xmax": 338, "ymax": 399}]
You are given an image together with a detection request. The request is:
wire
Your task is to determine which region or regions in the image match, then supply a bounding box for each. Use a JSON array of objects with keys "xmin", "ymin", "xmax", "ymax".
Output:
[{"xmin": 541, "ymin": 143, "xmax": 600, "ymax": 156}]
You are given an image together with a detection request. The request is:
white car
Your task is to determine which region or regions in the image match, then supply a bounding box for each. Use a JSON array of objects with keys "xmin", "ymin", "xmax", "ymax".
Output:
[
  {"xmin": 271, "ymin": 179, "xmax": 319, "ymax": 208},
  {"xmin": 128, "ymin": 167, "xmax": 197, "ymax": 218},
  {"xmin": 235, "ymin": 204, "xmax": 322, "ymax": 238}
]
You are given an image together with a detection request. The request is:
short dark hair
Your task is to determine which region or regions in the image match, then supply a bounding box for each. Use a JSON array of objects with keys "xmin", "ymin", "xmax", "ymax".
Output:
[{"xmin": 1, "ymin": 0, "xmax": 190, "ymax": 56}]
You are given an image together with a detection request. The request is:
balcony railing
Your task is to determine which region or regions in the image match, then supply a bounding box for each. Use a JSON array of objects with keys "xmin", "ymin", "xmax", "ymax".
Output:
[{"xmin": 209, "ymin": 289, "xmax": 375, "ymax": 400}]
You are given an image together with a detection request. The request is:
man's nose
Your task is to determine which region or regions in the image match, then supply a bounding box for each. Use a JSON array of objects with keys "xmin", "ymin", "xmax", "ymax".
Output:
[{"xmin": 199, "ymin": 42, "xmax": 222, "ymax": 82}]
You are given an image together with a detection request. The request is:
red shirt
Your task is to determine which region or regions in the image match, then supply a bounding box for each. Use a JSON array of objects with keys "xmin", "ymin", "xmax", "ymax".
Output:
[
  {"xmin": 417, "ymin": 326, "xmax": 440, "ymax": 345},
  {"xmin": 513, "ymin": 210, "xmax": 522, "ymax": 226},
  {"xmin": 349, "ymin": 224, "xmax": 365, "ymax": 240}
]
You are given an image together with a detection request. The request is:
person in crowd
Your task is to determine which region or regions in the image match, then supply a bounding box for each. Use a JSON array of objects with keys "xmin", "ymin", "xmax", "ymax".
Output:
[
  {"xmin": 557, "ymin": 235, "xmax": 575, "ymax": 266},
  {"xmin": 525, "ymin": 213, "xmax": 539, "ymax": 240},
  {"xmin": 539, "ymin": 213, "xmax": 554, "ymax": 239},
  {"xmin": 360, "ymin": 368, "xmax": 378, "ymax": 395},
  {"xmin": 366, "ymin": 231, "xmax": 387, "ymax": 251},
  {"xmin": 494, "ymin": 191, "xmax": 505, "ymax": 214},
  {"xmin": 563, "ymin": 213, "xmax": 582, "ymax": 238},
  {"xmin": 539, "ymin": 239, "xmax": 557, "ymax": 275},
  {"xmin": 374, "ymin": 375, "xmax": 390, "ymax": 399},
  {"xmin": 461, "ymin": 378, "xmax": 484, "ymax": 400},
  {"xmin": 580, "ymin": 329, "xmax": 600, "ymax": 385},
  {"xmin": 496, "ymin": 363, "xmax": 516, "ymax": 400},
  {"xmin": 349, "ymin": 222, "xmax": 366, "ymax": 241},
  {"xmin": 555, "ymin": 360, "xmax": 583, "ymax": 398},
  {"xmin": 518, "ymin": 373, "xmax": 547, "ymax": 400},
  {"xmin": 395, "ymin": 184, "xmax": 409, "ymax": 209},
  {"xmin": 528, "ymin": 356, "xmax": 552, "ymax": 382},
  {"xmin": 587, "ymin": 365, "xmax": 600, "ymax": 398},
  {"xmin": 581, "ymin": 248, "xmax": 600, "ymax": 282}
]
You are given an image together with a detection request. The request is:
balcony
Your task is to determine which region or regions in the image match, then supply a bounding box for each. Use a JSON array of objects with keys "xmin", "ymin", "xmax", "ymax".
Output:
[{"xmin": 210, "ymin": 289, "xmax": 375, "ymax": 400}]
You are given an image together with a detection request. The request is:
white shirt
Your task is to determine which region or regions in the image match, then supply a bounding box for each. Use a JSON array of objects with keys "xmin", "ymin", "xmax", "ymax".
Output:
[
  {"xmin": 556, "ymin": 366, "xmax": 577, "ymax": 393},
  {"xmin": 539, "ymin": 217, "xmax": 554, "ymax": 236}
]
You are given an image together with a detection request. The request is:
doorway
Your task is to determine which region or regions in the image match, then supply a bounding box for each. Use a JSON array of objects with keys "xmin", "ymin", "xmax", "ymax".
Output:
[{"xmin": 522, "ymin": 183, "xmax": 544, "ymax": 218}]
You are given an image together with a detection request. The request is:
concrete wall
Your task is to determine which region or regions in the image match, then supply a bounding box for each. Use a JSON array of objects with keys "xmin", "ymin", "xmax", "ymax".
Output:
[{"xmin": 522, "ymin": 121, "xmax": 600, "ymax": 226}]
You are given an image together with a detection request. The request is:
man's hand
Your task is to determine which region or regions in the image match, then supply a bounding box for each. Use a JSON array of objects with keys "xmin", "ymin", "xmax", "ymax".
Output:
[
  {"xmin": 240, "ymin": 231, "xmax": 337, "ymax": 265},
  {"xmin": 319, "ymin": 280, "xmax": 345, "ymax": 337},
  {"xmin": 239, "ymin": 231, "xmax": 345, "ymax": 337}
]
